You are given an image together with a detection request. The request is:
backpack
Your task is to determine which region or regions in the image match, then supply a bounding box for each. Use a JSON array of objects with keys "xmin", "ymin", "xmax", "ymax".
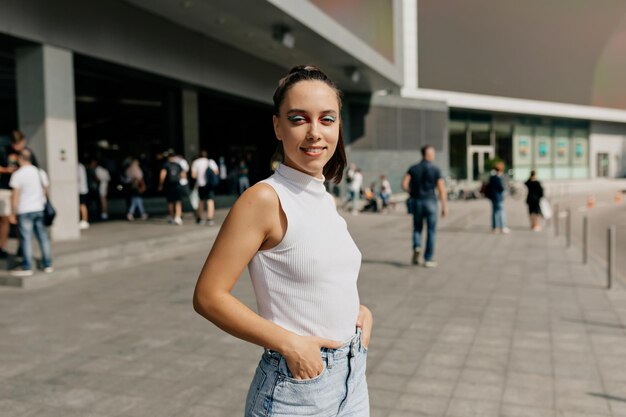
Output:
[
  {"xmin": 480, "ymin": 181, "xmax": 489, "ymax": 198},
  {"xmin": 205, "ymin": 165, "xmax": 220, "ymax": 189},
  {"xmin": 166, "ymin": 163, "xmax": 182, "ymax": 184}
]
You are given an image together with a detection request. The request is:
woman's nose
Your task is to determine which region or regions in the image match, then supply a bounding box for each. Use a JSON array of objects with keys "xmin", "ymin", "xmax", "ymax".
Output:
[{"xmin": 306, "ymin": 122, "xmax": 322, "ymax": 141}]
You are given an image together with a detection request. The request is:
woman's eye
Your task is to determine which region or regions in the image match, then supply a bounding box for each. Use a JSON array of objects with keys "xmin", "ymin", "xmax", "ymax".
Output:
[
  {"xmin": 287, "ymin": 115, "xmax": 306, "ymax": 123},
  {"xmin": 321, "ymin": 116, "xmax": 337, "ymax": 124}
]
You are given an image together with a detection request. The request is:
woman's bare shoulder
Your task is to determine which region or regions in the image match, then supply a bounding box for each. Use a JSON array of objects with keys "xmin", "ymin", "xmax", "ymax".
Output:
[{"xmin": 229, "ymin": 182, "xmax": 280, "ymax": 219}]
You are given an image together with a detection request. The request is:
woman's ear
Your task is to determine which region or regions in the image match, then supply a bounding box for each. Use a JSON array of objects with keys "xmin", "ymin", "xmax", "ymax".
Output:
[{"xmin": 273, "ymin": 115, "xmax": 281, "ymax": 141}]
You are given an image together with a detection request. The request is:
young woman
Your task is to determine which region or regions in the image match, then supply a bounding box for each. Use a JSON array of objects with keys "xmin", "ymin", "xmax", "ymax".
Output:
[
  {"xmin": 525, "ymin": 170, "xmax": 544, "ymax": 231},
  {"xmin": 193, "ymin": 65, "xmax": 372, "ymax": 416}
]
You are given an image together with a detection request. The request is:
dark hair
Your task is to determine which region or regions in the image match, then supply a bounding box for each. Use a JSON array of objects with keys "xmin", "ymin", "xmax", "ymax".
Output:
[
  {"xmin": 272, "ymin": 65, "xmax": 346, "ymax": 184},
  {"xmin": 421, "ymin": 145, "xmax": 434, "ymax": 158},
  {"xmin": 11, "ymin": 130, "xmax": 25, "ymax": 144}
]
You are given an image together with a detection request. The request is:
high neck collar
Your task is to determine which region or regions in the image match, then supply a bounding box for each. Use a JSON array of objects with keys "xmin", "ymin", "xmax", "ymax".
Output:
[{"xmin": 275, "ymin": 163, "xmax": 326, "ymax": 194}]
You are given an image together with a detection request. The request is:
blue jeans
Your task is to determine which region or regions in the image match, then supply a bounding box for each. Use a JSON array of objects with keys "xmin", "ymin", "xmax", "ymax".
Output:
[
  {"xmin": 411, "ymin": 198, "xmax": 438, "ymax": 261},
  {"xmin": 17, "ymin": 211, "xmax": 52, "ymax": 270},
  {"xmin": 245, "ymin": 329, "xmax": 369, "ymax": 416},
  {"xmin": 491, "ymin": 200, "xmax": 507, "ymax": 229},
  {"xmin": 128, "ymin": 196, "xmax": 145, "ymax": 216}
]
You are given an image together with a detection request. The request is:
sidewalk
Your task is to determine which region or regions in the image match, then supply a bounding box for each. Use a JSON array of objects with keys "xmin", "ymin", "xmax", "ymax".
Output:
[
  {"xmin": 1, "ymin": 198, "xmax": 625, "ymax": 417},
  {"xmin": 0, "ymin": 210, "xmax": 229, "ymax": 288},
  {"xmin": 355, "ymin": 199, "xmax": 626, "ymax": 417}
]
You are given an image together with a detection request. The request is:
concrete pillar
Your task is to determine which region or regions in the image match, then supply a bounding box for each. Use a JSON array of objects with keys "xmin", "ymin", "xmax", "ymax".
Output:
[
  {"xmin": 182, "ymin": 89, "xmax": 199, "ymax": 159},
  {"xmin": 15, "ymin": 45, "xmax": 80, "ymax": 241},
  {"xmin": 402, "ymin": 0, "xmax": 418, "ymax": 90}
]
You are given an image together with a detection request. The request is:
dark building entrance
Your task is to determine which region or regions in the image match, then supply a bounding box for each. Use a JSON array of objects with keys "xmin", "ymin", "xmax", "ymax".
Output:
[
  {"xmin": 74, "ymin": 54, "xmax": 275, "ymax": 197},
  {"xmin": 198, "ymin": 92, "xmax": 275, "ymax": 194}
]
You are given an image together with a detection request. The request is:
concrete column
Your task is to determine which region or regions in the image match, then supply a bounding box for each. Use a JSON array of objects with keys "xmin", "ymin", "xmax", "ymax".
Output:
[
  {"xmin": 182, "ymin": 89, "xmax": 200, "ymax": 159},
  {"xmin": 402, "ymin": 0, "xmax": 418, "ymax": 90},
  {"xmin": 16, "ymin": 45, "xmax": 80, "ymax": 241}
]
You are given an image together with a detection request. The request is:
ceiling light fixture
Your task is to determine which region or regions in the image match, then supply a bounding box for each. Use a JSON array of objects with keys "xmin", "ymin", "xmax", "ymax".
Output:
[
  {"xmin": 272, "ymin": 25, "xmax": 295, "ymax": 49},
  {"xmin": 345, "ymin": 66, "xmax": 361, "ymax": 83}
]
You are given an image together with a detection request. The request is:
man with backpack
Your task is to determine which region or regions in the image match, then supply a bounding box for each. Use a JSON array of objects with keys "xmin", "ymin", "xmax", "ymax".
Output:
[
  {"xmin": 9, "ymin": 149, "xmax": 53, "ymax": 276},
  {"xmin": 191, "ymin": 150, "xmax": 219, "ymax": 226},
  {"xmin": 158, "ymin": 150, "xmax": 186, "ymax": 225}
]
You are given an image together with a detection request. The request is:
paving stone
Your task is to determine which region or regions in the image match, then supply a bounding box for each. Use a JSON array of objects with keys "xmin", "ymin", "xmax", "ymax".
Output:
[
  {"xmin": 395, "ymin": 393, "xmax": 449, "ymax": 414},
  {"xmin": 445, "ymin": 398, "xmax": 500, "ymax": 417},
  {"xmin": 459, "ymin": 368, "xmax": 506, "ymax": 386},
  {"xmin": 452, "ymin": 381, "xmax": 502, "ymax": 401},
  {"xmin": 500, "ymin": 404, "xmax": 556, "ymax": 417},
  {"xmin": 404, "ymin": 377, "xmax": 456, "ymax": 398},
  {"xmin": 503, "ymin": 385, "xmax": 555, "ymax": 409},
  {"xmin": 555, "ymin": 394, "xmax": 612, "ymax": 414}
]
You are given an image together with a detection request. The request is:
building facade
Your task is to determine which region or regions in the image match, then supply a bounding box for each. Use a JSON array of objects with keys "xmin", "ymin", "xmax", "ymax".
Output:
[{"xmin": 0, "ymin": 0, "xmax": 625, "ymax": 240}]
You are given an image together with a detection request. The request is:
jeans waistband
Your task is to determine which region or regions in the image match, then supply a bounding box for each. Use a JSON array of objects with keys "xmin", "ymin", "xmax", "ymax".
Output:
[{"xmin": 264, "ymin": 328, "xmax": 363, "ymax": 367}]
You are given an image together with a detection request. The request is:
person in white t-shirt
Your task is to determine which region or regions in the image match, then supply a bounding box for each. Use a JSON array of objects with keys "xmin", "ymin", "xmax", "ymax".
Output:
[
  {"xmin": 191, "ymin": 150, "xmax": 219, "ymax": 226},
  {"xmin": 94, "ymin": 160, "xmax": 111, "ymax": 220},
  {"xmin": 8, "ymin": 149, "xmax": 53, "ymax": 276},
  {"xmin": 349, "ymin": 168, "xmax": 363, "ymax": 214},
  {"xmin": 77, "ymin": 162, "xmax": 89, "ymax": 229}
]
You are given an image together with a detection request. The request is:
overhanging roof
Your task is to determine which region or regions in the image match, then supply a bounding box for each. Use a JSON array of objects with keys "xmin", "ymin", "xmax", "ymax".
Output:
[{"xmin": 124, "ymin": 0, "xmax": 403, "ymax": 93}]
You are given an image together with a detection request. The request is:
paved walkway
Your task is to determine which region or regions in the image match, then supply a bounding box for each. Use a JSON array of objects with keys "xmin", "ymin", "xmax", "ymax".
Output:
[{"xmin": 1, "ymin": 198, "xmax": 626, "ymax": 417}]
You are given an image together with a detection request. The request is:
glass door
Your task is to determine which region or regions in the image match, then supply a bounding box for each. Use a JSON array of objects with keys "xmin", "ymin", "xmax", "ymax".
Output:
[
  {"xmin": 467, "ymin": 145, "xmax": 495, "ymax": 181},
  {"xmin": 596, "ymin": 153, "xmax": 609, "ymax": 177}
]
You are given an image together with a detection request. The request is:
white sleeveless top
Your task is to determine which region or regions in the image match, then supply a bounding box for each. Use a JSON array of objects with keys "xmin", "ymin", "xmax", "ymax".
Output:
[{"xmin": 248, "ymin": 164, "xmax": 361, "ymax": 342}]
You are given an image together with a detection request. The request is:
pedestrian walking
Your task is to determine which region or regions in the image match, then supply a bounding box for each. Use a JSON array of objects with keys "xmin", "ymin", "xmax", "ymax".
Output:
[
  {"xmin": 125, "ymin": 158, "xmax": 147, "ymax": 221},
  {"xmin": 343, "ymin": 162, "xmax": 356, "ymax": 209},
  {"xmin": 193, "ymin": 65, "xmax": 372, "ymax": 416},
  {"xmin": 95, "ymin": 161, "xmax": 110, "ymax": 220},
  {"xmin": 191, "ymin": 150, "xmax": 219, "ymax": 226},
  {"xmin": 77, "ymin": 161, "xmax": 90, "ymax": 229},
  {"xmin": 158, "ymin": 150, "xmax": 186, "ymax": 225},
  {"xmin": 87, "ymin": 158, "xmax": 110, "ymax": 220},
  {"xmin": 9, "ymin": 149, "xmax": 53, "ymax": 276},
  {"xmin": 379, "ymin": 174, "xmax": 392, "ymax": 211},
  {"xmin": 525, "ymin": 170, "xmax": 544, "ymax": 231},
  {"xmin": 402, "ymin": 145, "xmax": 448, "ymax": 267},
  {"xmin": 0, "ymin": 130, "xmax": 39, "ymax": 257},
  {"xmin": 349, "ymin": 168, "xmax": 363, "ymax": 214},
  {"xmin": 486, "ymin": 161, "xmax": 510, "ymax": 234},
  {"xmin": 237, "ymin": 159, "xmax": 250, "ymax": 194}
]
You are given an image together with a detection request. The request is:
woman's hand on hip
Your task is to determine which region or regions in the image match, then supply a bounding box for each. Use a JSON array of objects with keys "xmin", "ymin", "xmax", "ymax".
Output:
[
  {"xmin": 281, "ymin": 335, "xmax": 342, "ymax": 380},
  {"xmin": 356, "ymin": 305, "xmax": 373, "ymax": 348}
]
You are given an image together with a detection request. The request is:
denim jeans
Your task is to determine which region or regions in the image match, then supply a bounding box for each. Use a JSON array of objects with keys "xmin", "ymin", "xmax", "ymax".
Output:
[
  {"xmin": 245, "ymin": 329, "xmax": 369, "ymax": 417},
  {"xmin": 491, "ymin": 200, "xmax": 507, "ymax": 229},
  {"xmin": 17, "ymin": 211, "xmax": 52, "ymax": 270},
  {"xmin": 411, "ymin": 198, "xmax": 438, "ymax": 261},
  {"xmin": 128, "ymin": 196, "xmax": 145, "ymax": 216}
]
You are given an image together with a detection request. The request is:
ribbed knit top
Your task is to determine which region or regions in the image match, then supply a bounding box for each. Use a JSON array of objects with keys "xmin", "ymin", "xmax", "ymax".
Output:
[{"xmin": 248, "ymin": 164, "xmax": 361, "ymax": 342}]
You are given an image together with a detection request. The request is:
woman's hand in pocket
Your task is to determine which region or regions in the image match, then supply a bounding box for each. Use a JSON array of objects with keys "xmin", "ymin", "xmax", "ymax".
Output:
[
  {"xmin": 282, "ymin": 335, "xmax": 342, "ymax": 380},
  {"xmin": 356, "ymin": 305, "xmax": 373, "ymax": 348}
]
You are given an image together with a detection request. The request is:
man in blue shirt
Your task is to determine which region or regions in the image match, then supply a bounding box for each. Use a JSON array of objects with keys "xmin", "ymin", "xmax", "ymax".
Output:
[{"xmin": 402, "ymin": 145, "xmax": 448, "ymax": 267}]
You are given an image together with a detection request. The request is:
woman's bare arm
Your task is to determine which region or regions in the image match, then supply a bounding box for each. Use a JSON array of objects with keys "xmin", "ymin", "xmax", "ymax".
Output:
[{"xmin": 193, "ymin": 183, "xmax": 342, "ymax": 379}]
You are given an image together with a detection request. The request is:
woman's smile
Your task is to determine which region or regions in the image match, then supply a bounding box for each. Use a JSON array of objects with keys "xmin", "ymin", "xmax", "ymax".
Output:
[{"xmin": 300, "ymin": 146, "xmax": 327, "ymax": 157}]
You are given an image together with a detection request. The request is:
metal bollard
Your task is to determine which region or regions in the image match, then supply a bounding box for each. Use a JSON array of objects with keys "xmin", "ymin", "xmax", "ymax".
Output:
[
  {"xmin": 554, "ymin": 203, "xmax": 560, "ymax": 237},
  {"xmin": 566, "ymin": 208, "xmax": 571, "ymax": 248},
  {"xmin": 582, "ymin": 216, "xmax": 588, "ymax": 264},
  {"xmin": 608, "ymin": 225, "xmax": 616, "ymax": 289}
]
